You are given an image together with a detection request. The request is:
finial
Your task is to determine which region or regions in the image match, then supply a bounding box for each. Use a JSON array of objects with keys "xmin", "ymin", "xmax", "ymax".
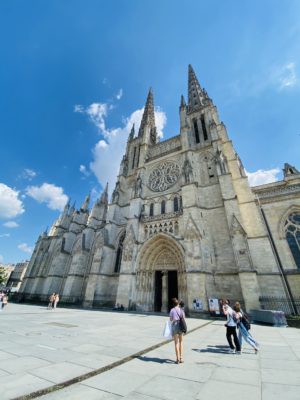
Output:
[
  {"xmin": 100, "ymin": 182, "xmax": 109, "ymax": 204},
  {"xmin": 138, "ymin": 88, "xmax": 156, "ymax": 143},
  {"xmin": 128, "ymin": 124, "xmax": 135, "ymax": 140},
  {"xmin": 180, "ymin": 95, "xmax": 186, "ymax": 108},
  {"xmin": 81, "ymin": 193, "xmax": 90, "ymax": 212},
  {"xmin": 188, "ymin": 64, "xmax": 207, "ymax": 111}
]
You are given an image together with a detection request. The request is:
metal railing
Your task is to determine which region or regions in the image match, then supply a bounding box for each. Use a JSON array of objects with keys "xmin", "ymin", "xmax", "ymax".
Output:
[{"xmin": 259, "ymin": 296, "xmax": 300, "ymax": 315}]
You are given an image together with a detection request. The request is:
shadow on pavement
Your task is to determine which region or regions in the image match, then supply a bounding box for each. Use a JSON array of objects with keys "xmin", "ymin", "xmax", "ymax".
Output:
[
  {"xmin": 137, "ymin": 356, "xmax": 175, "ymax": 364},
  {"xmin": 192, "ymin": 344, "xmax": 230, "ymax": 354}
]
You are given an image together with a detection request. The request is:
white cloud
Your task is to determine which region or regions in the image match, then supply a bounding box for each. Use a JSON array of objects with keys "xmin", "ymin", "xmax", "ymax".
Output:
[
  {"xmin": 116, "ymin": 89, "xmax": 123, "ymax": 100},
  {"xmin": 0, "ymin": 233, "xmax": 10, "ymax": 238},
  {"xmin": 74, "ymin": 102, "xmax": 111, "ymax": 132},
  {"xmin": 0, "ymin": 183, "xmax": 25, "ymax": 219},
  {"xmin": 3, "ymin": 221, "xmax": 19, "ymax": 228},
  {"xmin": 90, "ymin": 107, "xmax": 167, "ymax": 195},
  {"xmin": 278, "ymin": 62, "xmax": 297, "ymax": 89},
  {"xmin": 246, "ymin": 168, "xmax": 281, "ymax": 186},
  {"xmin": 79, "ymin": 164, "xmax": 90, "ymax": 177},
  {"xmin": 19, "ymin": 168, "xmax": 37, "ymax": 181},
  {"xmin": 26, "ymin": 183, "xmax": 68, "ymax": 211},
  {"xmin": 18, "ymin": 243, "xmax": 33, "ymax": 254}
]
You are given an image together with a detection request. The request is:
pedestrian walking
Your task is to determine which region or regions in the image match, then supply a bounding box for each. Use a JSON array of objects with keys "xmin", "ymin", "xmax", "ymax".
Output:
[
  {"xmin": 0, "ymin": 291, "xmax": 3, "ymax": 311},
  {"xmin": 221, "ymin": 299, "xmax": 241, "ymax": 354},
  {"xmin": 169, "ymin": 297, "xmax": 186, "ymax": 364},
  {"xmin": 233, "ymin": 302, "xmax": 259, "ymax": 353},
  {"xmin": 47, "ymin": 293, "xmax": 55, "ymax": 310},
  {"xmin": 53, "ymin": 293, "xmax": 60, "ymax": 309}
]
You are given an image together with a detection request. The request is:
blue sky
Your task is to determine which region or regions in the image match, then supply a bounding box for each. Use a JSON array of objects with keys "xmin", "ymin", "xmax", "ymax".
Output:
[{"xmin": 1, "ymin": 0, "xmax": 300, "ymax": 264}]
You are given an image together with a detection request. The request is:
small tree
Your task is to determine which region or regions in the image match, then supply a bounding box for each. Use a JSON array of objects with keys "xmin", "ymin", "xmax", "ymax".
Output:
[{"xmin": 0, "ymin": 267, "xmax": 8, "ymax": 286}]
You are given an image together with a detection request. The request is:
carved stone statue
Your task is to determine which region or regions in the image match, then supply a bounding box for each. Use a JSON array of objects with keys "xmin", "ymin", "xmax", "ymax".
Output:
[
  {"xmin": 134, "ymin": 174, "xmax": 143, "ymax": 197},
  {"xmin": 215, "ymin": 149, "xmax": 228, "ymax": 174},
  {"xmin": 122, "ymin": 156, "xmax": 128, "ymax": 176},
  {"xmin": 183, "ymin": 159, "xmax": 193, "ymax": 184}
]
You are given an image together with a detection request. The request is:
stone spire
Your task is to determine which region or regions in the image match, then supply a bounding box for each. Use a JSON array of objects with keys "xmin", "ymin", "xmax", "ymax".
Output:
[
  {"xmin": 180, "ymin": 95, "xmax": 186, "ymax": 109},
  {"xmin": 138, "ymin": 88, "xmax": 157, "ymax": 144},
  {"xmin": 128, "ymin": 124, "xmax": 135, "ymax": 141},
  {"xmin": 69, "ymin": 201, "xmax": 76, "ymax": 216},
  {"xmin": 188, "ymin": 64, "xmax": 206, "ymax": 112},
  {"xmin": 80, "ymin": 193, "xmax": 90, "ymax": 212},
  {"xmin": 61, "ymin": 200, "xmax": 70, "ymax": 219},
  {"xmin": 100, "ymin": 183, "xmax": 109, "ymax": 204}
]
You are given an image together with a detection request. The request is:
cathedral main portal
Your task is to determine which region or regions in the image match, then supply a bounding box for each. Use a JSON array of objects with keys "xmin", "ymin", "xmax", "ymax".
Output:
[{"xmin": 136, "ymin": 234, "xmax": 186, "ymax": 312}]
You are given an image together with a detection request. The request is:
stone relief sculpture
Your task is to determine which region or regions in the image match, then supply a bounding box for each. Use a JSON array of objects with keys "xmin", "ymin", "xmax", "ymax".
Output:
[{"xmin": 122, "ymin": 227, "xmax": 135, "ymax": 262}]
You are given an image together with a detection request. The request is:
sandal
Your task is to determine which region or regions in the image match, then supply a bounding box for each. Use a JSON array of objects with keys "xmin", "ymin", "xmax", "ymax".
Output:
[
  {"xmin": 175, "ymin": 359, "xmax": 180, "ymax": 364},
  {"xmin": 180, "ymin": 358, "xmax": 184, "ymax": 363}
]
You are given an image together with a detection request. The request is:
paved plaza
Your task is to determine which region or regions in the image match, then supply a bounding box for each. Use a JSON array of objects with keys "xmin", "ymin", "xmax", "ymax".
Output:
[{"xmin": 0, "ymin": 304, "xmax": 299, "ymax": 399}]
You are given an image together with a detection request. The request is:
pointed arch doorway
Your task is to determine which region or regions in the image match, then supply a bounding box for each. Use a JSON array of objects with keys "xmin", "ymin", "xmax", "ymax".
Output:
[{"xmin": 136, "ymin": 233, "xmax": 186, "ymax": 312}]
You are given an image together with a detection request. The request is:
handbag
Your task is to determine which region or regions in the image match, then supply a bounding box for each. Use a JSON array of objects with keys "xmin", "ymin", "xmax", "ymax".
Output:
[
  {"xmin": 176, "ymin": 309, "xmax": 187, "ymax": 333},
  {"xmin": 163, "ymin": 320, "xmax": 172, "ymax": 339}
]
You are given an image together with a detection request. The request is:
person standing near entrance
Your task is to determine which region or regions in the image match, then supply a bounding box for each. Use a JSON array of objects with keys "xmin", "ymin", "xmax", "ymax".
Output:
[
  {"xmin": 169, "ymin": 297, "xmax": 185, "ymax": 364},
  {"xmin": 221, "ymin": 299, "xmax": 241, "ymax": 354}
]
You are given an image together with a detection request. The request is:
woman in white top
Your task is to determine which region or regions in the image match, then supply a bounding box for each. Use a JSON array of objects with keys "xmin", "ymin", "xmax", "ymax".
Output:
[{"xmin": 222, "ymin": 299, "xmax": 241, "ymax": 354}]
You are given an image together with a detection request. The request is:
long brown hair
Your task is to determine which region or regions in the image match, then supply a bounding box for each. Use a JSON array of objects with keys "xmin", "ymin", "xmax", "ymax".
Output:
[{"xmin": 172, "ymin": 297, "xmax": 179, "ymax": 307}]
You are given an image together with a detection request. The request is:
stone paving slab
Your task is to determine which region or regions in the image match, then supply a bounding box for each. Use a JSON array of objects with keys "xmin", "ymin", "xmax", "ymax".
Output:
[
  {"xmin": 1, "ymin": 303, "xmax": 300, "ymax": 400},
  {"xmin": 0, "ymin": 303, "xmax": 204, "ymax": 399}
]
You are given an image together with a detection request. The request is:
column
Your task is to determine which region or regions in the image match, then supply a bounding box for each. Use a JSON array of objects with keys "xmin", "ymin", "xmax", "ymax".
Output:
[{"xmin": 161, "ymin": 270, "xmax": 168, "ymax": 312}]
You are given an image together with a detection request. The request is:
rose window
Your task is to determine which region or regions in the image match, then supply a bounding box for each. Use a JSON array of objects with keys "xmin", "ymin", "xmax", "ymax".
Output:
[{"xmin": 148, "ymin": 162, "xmax": 180, "ymax": 192}]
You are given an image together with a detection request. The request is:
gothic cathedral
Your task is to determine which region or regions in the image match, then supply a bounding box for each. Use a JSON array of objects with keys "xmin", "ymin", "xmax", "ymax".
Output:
[{"xmin": 20, "ymin": 66, "xmax": 300, "ymax": 314}]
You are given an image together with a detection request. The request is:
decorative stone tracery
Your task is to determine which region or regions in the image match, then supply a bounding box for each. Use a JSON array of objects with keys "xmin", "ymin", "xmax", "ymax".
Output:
[{"xmin": 148, "ymin": 161, "xmax": 181, "ymax": 192}]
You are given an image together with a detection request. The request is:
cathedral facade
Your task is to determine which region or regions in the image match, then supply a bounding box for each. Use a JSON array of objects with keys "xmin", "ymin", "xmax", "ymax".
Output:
[{"xmin": 19, "ymin": 66, "xmax": 300, "ymax": 314}]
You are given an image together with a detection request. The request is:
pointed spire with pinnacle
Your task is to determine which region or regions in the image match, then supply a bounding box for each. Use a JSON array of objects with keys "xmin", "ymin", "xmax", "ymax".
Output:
[
  {"xmin": 128, "ymin": 124, "xmax": 135, "ymax": 141},
  {"xmin": 80, "ymin": 193, "xmax": 90, "ymax": 212},
  {"xmin": 180, "ymin": 95, "xmax": 186, "ymax": 108},
  {"xmin": 100, "ymin": 182, "xmax": 109, "ymax": 204},
  {"xmin": 188, "ymin": 64, "xmax": 206, "ymax": 112},
  {"xmin": 138, "ymin": 88, "xmax": 157, "ymax": 144}
]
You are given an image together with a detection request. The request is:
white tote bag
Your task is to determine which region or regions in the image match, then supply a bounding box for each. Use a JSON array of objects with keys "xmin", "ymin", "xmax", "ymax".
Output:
[{"xmin": 163, "ymin": 320, "xmax": 172, "ymax": 339}]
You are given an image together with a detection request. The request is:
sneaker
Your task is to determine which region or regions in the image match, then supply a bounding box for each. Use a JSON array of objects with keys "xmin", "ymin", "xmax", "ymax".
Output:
[
  {"xmin": 236, "ymin": 351, "xmax": 241, "ymax": 355},
  {"xmin": 228, "ymin": 348, "xmax": 236, "ymax": 353}
]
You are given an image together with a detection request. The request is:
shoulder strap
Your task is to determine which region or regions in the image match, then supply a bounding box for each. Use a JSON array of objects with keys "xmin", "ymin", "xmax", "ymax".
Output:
[{"xmin": 175, "ymin": 308, "xmax": 183, "ymax": 319}]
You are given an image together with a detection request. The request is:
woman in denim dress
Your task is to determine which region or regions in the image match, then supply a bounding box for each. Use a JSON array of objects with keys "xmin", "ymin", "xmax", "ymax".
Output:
[{"xmin": 169, "ymin": 298, "xmax": 185, "ymax": 364}]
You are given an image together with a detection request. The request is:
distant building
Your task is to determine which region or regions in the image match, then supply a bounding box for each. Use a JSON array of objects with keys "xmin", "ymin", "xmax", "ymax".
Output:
[
  {"xmin": 0, "ymin": 263, "xmax": 15, "ymax": 286},
  {"xmin": 19, "ymin": 66, "xmax": 300, "ymax": 313},
  {"xmin": 6, "ymin": 261, "xmax": 29, "ymax": 292}
]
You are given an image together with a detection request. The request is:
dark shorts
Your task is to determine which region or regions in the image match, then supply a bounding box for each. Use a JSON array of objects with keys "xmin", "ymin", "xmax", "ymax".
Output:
[{"xmin": 172, "ymin": 320, "xmax": 184, "ymax": 335}]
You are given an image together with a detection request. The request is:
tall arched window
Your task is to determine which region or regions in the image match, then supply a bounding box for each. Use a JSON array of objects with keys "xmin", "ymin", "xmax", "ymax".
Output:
[
  {"xmin": 174, "ymin": 197, "xmax": 179, "ymax": 212},
  {"xmin": 285, "ymin": 212, "xmax": 300, "ymax": 269},
  {"xmin": 149, "ymin": 203, "xmax": 154, "ymax": 217},
  {"xmin": 193, "ymin": 118, "xmax": 200, "ymax": 144},
  {"xmin": 161, "ymin": 200, "xmax": 166, "ymax": 214},
  {"xmin": 114, "ymin": 233, "xmax": 125, "ymax": 273}
]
